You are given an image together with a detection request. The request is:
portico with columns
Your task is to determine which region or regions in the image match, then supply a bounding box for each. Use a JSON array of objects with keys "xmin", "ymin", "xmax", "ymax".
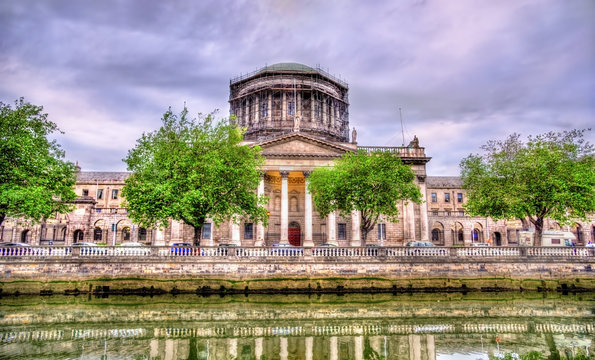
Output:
[{"xmin": 222, "ymin": 131, "xmax": 431, "ymax": 247}]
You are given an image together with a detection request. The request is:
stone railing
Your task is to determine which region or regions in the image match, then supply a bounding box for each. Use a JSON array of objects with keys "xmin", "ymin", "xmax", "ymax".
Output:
[{"xmin": 1, "ymin": 245, "xmax": 593, "ymax": 261}]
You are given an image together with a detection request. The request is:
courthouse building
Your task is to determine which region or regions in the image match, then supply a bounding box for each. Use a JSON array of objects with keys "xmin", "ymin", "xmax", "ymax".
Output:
[{"xmin": 1, "ymin": 63, "xmax": 593, "ymax": 247}]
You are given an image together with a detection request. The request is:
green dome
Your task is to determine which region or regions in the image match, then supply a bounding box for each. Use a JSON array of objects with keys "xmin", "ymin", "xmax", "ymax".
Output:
[{"xmin": 261, "ymin": 62, "xmax": 317, "ymax": 73}]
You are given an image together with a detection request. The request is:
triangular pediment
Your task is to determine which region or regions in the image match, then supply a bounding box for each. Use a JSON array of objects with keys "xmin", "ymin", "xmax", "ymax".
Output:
[{"xmin": 256, "ymin": 132, "xmax": 354, "ymax": 158}]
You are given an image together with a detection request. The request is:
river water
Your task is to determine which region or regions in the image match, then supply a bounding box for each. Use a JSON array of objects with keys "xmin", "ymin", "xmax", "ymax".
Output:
[{"xmin": 0, "ymin": 292, "xmax": 592, "ymax": 359}]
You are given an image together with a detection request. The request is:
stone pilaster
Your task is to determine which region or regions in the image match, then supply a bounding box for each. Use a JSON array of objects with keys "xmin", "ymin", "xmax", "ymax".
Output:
[
  {"xmin": 231, "ymin": 221, "xmax": 241, "ymax": 245},
  {"xmin": 303, "ymin": 171, "xmax": 314, "ymax": 247},
  {"xmin": 280, "ymin": 171, "xmax": 289, "ymax": 244},
  {"xmin": 327, "ymin": 211, "xmax": 337, "ymax": 245},
  {"xmin": 350, "ymin": 210, "xmax": 361, "ymax": 247},
  {"xmin": 255, "ymin": 173, "xmax": 265, "ymax": 246},
  {"xmin": 418, "ymin": 175, "xmax": 429, "ymax": 241}
]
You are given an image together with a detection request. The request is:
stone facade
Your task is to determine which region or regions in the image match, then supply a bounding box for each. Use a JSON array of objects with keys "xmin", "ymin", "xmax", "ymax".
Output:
[{"xmin": 1, "ymin": 63, "xmax": 594, "ymax": 246}]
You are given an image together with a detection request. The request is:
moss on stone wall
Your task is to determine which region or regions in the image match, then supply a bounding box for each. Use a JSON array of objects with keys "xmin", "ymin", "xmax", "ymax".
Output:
[{"xmin": 2, "ymin": 275, "xmax": 594, "ymax": 296}]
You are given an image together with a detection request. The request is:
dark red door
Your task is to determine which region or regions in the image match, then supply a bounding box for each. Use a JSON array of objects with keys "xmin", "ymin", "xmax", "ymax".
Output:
[{"xmin": 288, "ymin": 228, "xmax": 301, "ymax": 246}]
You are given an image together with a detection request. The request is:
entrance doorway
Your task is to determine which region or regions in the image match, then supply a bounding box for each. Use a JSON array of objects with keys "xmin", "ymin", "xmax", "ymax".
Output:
[
  {"xmin": 288, "ymin": 222, "xmax": 301, "ymax": 246},
  {"xmin": 494, "ymin": 232, "xmax": 502, "ymax": 246}
]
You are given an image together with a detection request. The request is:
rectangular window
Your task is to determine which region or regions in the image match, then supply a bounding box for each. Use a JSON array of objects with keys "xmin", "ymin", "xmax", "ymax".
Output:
[
  {"xmin": 377, "ymin": 223, "xmax": 386, "ymax": 240},
  {"xmin": 444, "ymin": 193, "xmax": 450, "ymax": 202},
  {"xmin": 244, "ymin": 223, "xmax": 253, "ymax": 239},
  {"xmin": 97, "ymin": 189, "xmax": 103, "ymax": 199},
  {"xmin": 432, "ymin": 211, "xmax": 439, "ymax": 216},
  {"xmin": 288, "ymin": 101, "xmax": 295, "ymax": 115},
  {"xmin": 314, "ymin": 104, "xmax": 321, "ymax": 119},
  {"xmin": 82, "ymin": 189, "xmax": 89, "ymax": 196},
  {"xmin": 338, "ymin": 223, "xmax": 346, "ymax": 240},
  {"xmin": 551, "ymin": 238, "xmax": 560, "ymax": 244},
  {"xmin": 431, "ymin": 192, "xmax": 437, "ymax": 203},
  {"xmin": 202, "ymin": 223, "xmax": 212, "ymax": 239},
  {"xmin": 457, "ymin": 193, "xmax": 463, "ymax": 203},
  {"xmin": 260, "ymin": 103, "xmax": 268, "ymax": 117},
  {"xmin": 112, "ymin": 189, "xmax": 118, "ymax": 199}
]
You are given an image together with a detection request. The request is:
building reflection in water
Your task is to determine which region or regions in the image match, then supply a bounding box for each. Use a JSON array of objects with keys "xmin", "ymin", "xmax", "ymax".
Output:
[{"xmin": 0, "ymin": 293, "xmax": 593, "ymax": 359}]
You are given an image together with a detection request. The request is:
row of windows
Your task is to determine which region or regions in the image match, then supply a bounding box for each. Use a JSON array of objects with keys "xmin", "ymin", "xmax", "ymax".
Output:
[
  {"xmin": 81, "ymin": 189, "xmax": 119, "ymax": 200},
  {"xmin": 431, "ymin": 192, "xmax": 463, "ymax": 203},
  {"xmin": 243, "ymin": 101, "xmax": 338, "ymax": 120}
]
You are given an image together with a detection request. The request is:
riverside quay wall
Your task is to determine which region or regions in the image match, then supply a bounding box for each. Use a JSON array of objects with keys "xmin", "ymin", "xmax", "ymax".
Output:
[{"xmin": 1, "ymin": 245, "xmax": 594, "ymax": 294}]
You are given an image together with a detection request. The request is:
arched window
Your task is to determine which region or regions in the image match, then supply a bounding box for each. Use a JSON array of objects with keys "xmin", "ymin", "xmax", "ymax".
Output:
[
  {"xmin": 431, "ymin": 229, "xmax": 441, "ymax": 242},
  {"xmin": 93, "ymin": 227, "xmax": 102, "ymax": 241},
  {"xmin": 73, "ymin": 230, "xmax": 84, "ymax": 242}
]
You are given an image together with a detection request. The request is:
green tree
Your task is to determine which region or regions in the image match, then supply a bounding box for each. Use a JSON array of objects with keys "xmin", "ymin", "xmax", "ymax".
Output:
[
  {"xmin": 122, "ymin": 108, "xmax": 268, "ymax": 244},
  {"xmin": 308, "ymin": 150, "xmax": 422, "ymax": 242},
  {"xmin": 0, "ymin": 98, "xmax": 77, "ymax": 227},
  {"xmin": 460, "ymin": 130, "xmax": 595, "ymax": 245}
]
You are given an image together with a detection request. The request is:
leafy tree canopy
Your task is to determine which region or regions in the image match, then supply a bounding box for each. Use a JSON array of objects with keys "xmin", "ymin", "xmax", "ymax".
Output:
[
  {"xmin": 0, "ymin": 98, "xmax": 77, "ymax": 227},
  {"xmin": 122, "ymin": 108, "xmax": 268, "ymax": 243},
  {"xmin": 460, "ymin": 129, "xmax": 595, "ymax": 244},
  {"xmin": 308, "ymin": 150, "xmax": 422, "ymax": 241}
]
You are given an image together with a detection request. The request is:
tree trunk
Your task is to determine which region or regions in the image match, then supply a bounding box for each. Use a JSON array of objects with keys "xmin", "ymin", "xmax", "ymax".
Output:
[
  {"xmin": 534, "ymin": 217, "xmax": 544, "ymax": 247},
  {"xmin": 0, "ymin": 213, "xmax": 5, "ymax": 228},
  {"xmin": 193, "ymin": 225, "xmax": 202, "ymax": 246}
]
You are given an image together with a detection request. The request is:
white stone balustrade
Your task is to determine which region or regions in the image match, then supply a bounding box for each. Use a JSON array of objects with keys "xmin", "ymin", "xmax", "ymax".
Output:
[{"xmin": 0, "ymin": 245, "xmax": 593, "ymax": 260}]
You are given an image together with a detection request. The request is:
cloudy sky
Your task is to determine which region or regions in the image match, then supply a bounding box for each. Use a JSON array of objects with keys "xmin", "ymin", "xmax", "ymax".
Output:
[{"xmin": 1, "ymin": 0, "xmax": 593, "ymax": 175}]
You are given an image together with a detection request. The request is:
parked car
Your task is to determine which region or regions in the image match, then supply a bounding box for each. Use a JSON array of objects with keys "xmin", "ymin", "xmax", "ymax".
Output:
[
  {"xmin": 72, "ymin": 242, "xmax": 105, "ymax": 255},
  {"xmin": 270, "ymin": 243, "xmax": 303, "ymax": 256},
  {"xmin": 116, "ymin": 242, "xmax": 151, "ymax": 256},
  {"xmin": 313, "ymin": 243, "xmax": 337, "ymax": 256},
  {"xmin": 586, "ymin": 242, "xmax": 595, "ymax": 248},
  {"xmin": 405, "ymin": 241, "xmax": 435, "ymax": 247},
  {"xmin": 170, "ymin": 242, "xmax": 195, "ymax": 256},
  {"xmin": 405, "ymin": 241, "xmax": 447, "ymax": 256},
  {"xmin": 363, "ymin": 244, "xmax": 380, "ymax": 256},
  {"xmin": 217, "ymin": 243, "xmax": 238, "ymax": 256},
  {"xmin": 0, "ymin": 242, "xmax": 32, "ymax": 256}
]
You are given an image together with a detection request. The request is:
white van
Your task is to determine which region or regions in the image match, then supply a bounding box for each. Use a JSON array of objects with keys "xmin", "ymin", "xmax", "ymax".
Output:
[{"xmin": 541, "ymin": 231, "xmax": 576, "ymax": 247}]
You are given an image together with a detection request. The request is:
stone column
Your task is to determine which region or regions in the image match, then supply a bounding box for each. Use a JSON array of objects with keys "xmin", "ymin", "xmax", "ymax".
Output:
[
  {"xmin": 322, "ymin": 96, "xmax": 328, "ymax": 125},
  {"xmin": 350, "ymin": 210, "xmax": 361, "ymax": 247},
  {"xmin": 327, "ymin": 211, "xmax": 337, "ymax": 245},
  {"xmin": 305, "ymin": 337, "xmax": 313, "ymax": 360},
  {"xmin": 280, "ymin": 337, "xmax": 288, "ymax": 360},
  {"xmin": 311, "ymin": 92, "xmax": 315, "ymax": 123},
  {"xmin": 227, "ymin": 338, "xmax": 237, "ymax": 359},
  {"xmin": 330, "ymin": 336, "xmax": 338, "ymax": 360},
  {"xmin": 426, "ymin": 335, "xmax": 436, "ymax": 360},
  {"xmin": 256, "ymin": 174, "xmax": 265, "ymax": 246},
  {"xmin": 231, "ymin": 221, "xmax": 241, "ymax": 245},
  {"xmin": 268, "ymin": 92, "xmax": 273, "ymax": 125},
  {"xmin": 280, "ymin": 171, "xmax": 289, "ymax": 244},
  {"xmin": 418, "ymin": 176, "xmax": 429, "ymax": 241},
  {"xmin": 282, "ymin": 92, "xmax": 286, "ymax": 121},
  {"xmin": 255, "ymin": 338, "xmax": 263, "ymax": 359},
  {"xmin": 244, "ymin": 99, "xmax": 249, "ymax": 125},
  {"xmin": 254, "ymin": 94, "xmax": 260, "ymax": 124},
  {"xmin": 409, "ymin": 335, "xmax": 421, "ymax": 360},
  {"xmin": 303, "ymin": 171, "xmax": 314, "ymax": 247},
  {"xmin": 354, "ymin": 336, "xmax": 363, "ymax": 360}
]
